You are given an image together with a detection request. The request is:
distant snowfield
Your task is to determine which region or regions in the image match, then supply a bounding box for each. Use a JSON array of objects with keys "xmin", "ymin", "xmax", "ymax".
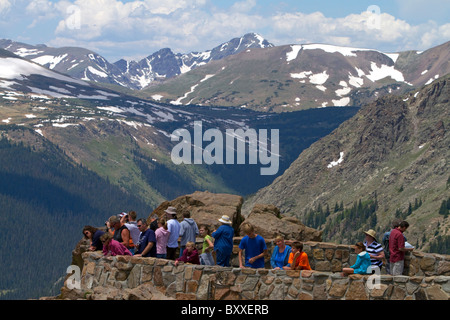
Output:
[
  {"xmin": 32, "ymin": 54, "xmax": 68, "ymax": 70},
  {"xmin": 300, "ymin": 43, "xmax": 400, "ymax": 62},
  {"xmin": 0, "ymin": 57, "xmax": 89, "ymax": 86},
  {"xmin": 286, "ymin": 43, "xmax": 410, "ymax": 105}
]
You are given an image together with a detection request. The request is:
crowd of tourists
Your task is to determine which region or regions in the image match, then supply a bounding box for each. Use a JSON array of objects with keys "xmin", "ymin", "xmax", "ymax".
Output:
[{"xmin": 82, "ymin": 209, "xmax": 413, "ymax": 275}]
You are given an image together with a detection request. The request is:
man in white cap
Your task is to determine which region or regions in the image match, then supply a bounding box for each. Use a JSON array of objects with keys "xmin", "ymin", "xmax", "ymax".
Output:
[
  {"xmin": 212, "ymin": 215, "xmax": 234, "ymax": 267},
  {"xmin": 165, "ymin": 206, "xmax": 180, "ymax": 260}
]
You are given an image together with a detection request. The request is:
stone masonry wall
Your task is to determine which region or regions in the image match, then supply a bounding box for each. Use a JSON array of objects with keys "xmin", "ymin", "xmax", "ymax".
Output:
[{"xmin": 76, "ymin": 239, "xmax": 450, "ymax": 300}]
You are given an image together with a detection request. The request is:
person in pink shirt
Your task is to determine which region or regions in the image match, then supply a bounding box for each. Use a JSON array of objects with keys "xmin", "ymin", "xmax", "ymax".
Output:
[
  {"xmin": 155, "ymin": 218, "xmax": 170, "ymax": 258},
  {"xmin": 100, "ymin": 232, "xmax": 132, "ymax": 256}
]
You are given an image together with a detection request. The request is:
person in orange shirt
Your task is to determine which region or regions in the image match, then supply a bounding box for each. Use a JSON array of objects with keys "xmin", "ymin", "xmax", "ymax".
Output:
[{"xmin": 284, "ymin": 241, "xmax": 311, "ymax": 270}]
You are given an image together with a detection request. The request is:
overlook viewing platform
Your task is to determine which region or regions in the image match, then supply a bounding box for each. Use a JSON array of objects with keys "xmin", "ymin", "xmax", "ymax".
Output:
[{"xmin": 62, "ymin": 238, "xmax": 450, "ymax": 300}]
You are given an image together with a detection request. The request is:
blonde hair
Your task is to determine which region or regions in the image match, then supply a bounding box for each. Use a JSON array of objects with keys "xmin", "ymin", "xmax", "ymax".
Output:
[
  {"xmin": 186, "ymin": 241, "xmax": 195, "ymax": 248},
  {"xmin": 240, "ymin": 222, "xmax": 254, "ymax": 235},
  {"xmin": 100, "ymin": 232, "xmax": 113, "ymax": 243}
]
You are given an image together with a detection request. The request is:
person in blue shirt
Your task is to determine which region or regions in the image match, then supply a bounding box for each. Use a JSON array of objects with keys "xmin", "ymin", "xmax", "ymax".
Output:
[
  {"xmin": 270, "ymin": 235, "xmax": 292, "ymax": 269},
  {"xmin": 134, "ymin": 219, "xmax": 157, "ymax": 257},
  {"xmin": 238, "ymin": 222, "xmax": 268, "ymax": 269},
  {"xmin": 212, "ymin": 215, "xmax": 235, "ymax": 267},
  {"xmin": 342, "ymin": 242, "xmax": 371, "ymax": 276}
]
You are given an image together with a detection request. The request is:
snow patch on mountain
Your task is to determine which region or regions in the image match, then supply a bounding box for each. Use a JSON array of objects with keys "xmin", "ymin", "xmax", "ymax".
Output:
[
  {"xmin": 286, "ymin": 45, "xmax": 302, "ymax": 62},
  {"xmin": 327, "ymin": 152, "xmax": 345, "ymax": 168},
  {"xmin": 32, "ymin": 54, "xmax": 68, "ymax": 70},
  {"xmin": 366, "ymin": 62, "xmax": 405, "ymax": 82},
  {"xmin": 0, "ymin": 57, "xmax": 88, "ymax": 86}
]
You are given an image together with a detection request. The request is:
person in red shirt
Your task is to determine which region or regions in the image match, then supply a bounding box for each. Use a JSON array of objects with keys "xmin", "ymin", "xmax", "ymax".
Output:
[
  {"xmin": 389, "ymin": 220, "xmax": 413, "ymax": 275},
  {"xmin": 174, "ymin": 241, "xmax": 200, "ymax": 266}
]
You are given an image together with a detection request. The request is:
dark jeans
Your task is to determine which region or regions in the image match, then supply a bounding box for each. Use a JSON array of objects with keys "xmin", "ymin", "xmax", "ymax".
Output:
[{"xmin": 166, "ymin": 246, "xmax": 178, "ymax": 260}]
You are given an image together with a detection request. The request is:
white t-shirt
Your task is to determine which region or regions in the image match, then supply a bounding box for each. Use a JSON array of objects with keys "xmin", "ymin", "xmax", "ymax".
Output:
[{"xmin": 167, "ymin": 218, "xmax": 180, "ymax": 248}]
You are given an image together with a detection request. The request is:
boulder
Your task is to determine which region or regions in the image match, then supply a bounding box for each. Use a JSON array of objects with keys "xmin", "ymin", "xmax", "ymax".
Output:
[
  {"xmin": 240, "ymin": 203, "xmax": 322, "ymax": 242},
  {"xmin": 150, "ymin": 191, "xmax": 245, "ymax": 234}
]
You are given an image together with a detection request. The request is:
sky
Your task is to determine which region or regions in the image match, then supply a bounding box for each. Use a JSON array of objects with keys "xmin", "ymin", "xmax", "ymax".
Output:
[{"xmin": 0, "ymin": 0, "xmax": 449, "ymax": 62}]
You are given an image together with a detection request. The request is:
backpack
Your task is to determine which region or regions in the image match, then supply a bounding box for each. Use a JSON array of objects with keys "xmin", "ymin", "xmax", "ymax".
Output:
[{"xmin": 382, "ymin": 231, "xmax": 390, "ymax": 260}]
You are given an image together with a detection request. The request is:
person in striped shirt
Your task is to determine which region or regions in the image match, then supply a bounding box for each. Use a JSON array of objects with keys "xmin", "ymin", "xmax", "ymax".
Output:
[{"xmin": 363, "ymin": 229, "xmax": 385, "ymax": 272}]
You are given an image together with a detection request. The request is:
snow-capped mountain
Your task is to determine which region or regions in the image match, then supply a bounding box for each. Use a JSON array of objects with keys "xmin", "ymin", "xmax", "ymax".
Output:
[
  {"xmin": 142, "ymin": 40, "xmax": 450, "ymax": 111},
  {"xmin": 113, "ymin": 32, "xmax": 273, "ymax": 89},
  {"xmin": 0, "ymin": 33, "xmax": 273, "ymax": 90}
]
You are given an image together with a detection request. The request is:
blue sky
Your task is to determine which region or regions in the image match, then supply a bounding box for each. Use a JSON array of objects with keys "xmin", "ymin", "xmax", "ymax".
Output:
[{"xmin": 0, "ymin": 0, "xmax": 449, "ymax": 62}]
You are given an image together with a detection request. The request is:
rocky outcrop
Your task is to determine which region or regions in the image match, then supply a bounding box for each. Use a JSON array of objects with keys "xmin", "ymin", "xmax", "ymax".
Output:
[
  {"xmin": 150, "ymin": 191, "xmax": 245, "ymax": 234},
  {"xmin": 240, "ymin": 204, "xmax": 322, "ymax": 241},
  {"xmin": 150, "ymin": 191, "xmax": 322, "ymax": 242}
]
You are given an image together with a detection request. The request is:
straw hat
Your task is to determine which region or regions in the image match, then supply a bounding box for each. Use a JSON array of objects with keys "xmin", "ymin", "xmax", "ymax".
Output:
[
  {"xmin": 218, "ymin": 215, "xmax": 232, "ymax": 225},
  {"xmin": 364, "ymin": 229, "xmax": 377, "ymax": 241}
]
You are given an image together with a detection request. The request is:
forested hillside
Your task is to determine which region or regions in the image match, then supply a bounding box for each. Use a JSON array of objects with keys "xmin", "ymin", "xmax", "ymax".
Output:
[{"xmin": 0, "ymin": 127, "xmax": 149, "ymax": 299}]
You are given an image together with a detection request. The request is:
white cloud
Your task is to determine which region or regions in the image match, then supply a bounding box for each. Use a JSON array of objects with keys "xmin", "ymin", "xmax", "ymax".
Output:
[
  {"xmin": 231, "ymin": 0, "xmax": 257, "ymax": 13},
  {"xmin": 0, "ymin": 0, "xmax": 11, "ymax": 14},
  {"xmin": 268, "ymin": 10, "xmax": 448, "ymax": 53},
  {"xmin": 143, "ymin": 0, "xmax": 207, "ymax": 15},
  {"xmin": 20, "ymin": 0, "xmax": 448, "ymax": 61}
]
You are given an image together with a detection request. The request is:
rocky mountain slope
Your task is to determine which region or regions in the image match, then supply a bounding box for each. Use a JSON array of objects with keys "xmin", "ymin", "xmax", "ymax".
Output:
[
  {"xmin": 0, "ymin": 48, "xmax": 357, "ymax": 207},
  {"xmin": 142, "ymin": 41, "xmax": 450, "ymax": 112},
  {"xmin": 242, "ymin": 75, "xmax": 450, "ymax": 251},
  {"xmin": 2, "ymin": 36, "xmax": 448, "ymax": 114},
  {"xmin": 0, "ymin": 33, "xmax": 273, "ymax": 90}
]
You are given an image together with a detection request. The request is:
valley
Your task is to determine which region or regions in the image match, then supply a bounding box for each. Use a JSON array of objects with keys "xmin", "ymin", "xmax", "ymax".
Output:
[{"xmin": 0, "ymin": 34, "xmax": 448, "ymax": 300}]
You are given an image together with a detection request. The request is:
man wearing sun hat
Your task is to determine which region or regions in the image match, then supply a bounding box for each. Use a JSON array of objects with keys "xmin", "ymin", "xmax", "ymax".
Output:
[
  {"xmin": 212, "ymin": 215, "xmax": 235, "ymax": 267},
  {"xmin": 363, "ymin": 229, "xmax": 385, "ymax": 271}
]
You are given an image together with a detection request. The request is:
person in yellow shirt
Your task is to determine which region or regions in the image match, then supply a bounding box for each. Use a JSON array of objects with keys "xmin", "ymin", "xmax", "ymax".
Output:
[{"xmin": 284, "ymin": 241, "xmax": 311, "ymax": 270}]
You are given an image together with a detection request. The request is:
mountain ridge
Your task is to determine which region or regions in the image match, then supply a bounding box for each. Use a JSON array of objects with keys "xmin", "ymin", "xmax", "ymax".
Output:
[
  {"xmin": 0, "ymin": 33, "xmax": 273, "ymax": 90},
  {"xmin": 2, "ymin": 35, "xmax": 449, "ymax": 113},
  {"xmin": 142, "ymin": 40, "xmax": 450, "ymax": 111},
  {"xmin": 242, "ymin": 74, "xmax": 450, "ymax": 251}
]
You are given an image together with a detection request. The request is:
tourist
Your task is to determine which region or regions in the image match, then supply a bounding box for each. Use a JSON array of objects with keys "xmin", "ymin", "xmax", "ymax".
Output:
[
  {"xmin": 134, "ymin": 218, "xmax": 157, "ymax": 257},
  {"xmin": 212, "ymin": 215, "xmax": 235, "ymax": 267},
  {"xmin": 100, "ymin": 232, "xmax": 132, "ymax": 256},
  {"xmin": 148, "ymin": 213, "xmax": 159, "ymax": 231},
  {"xmin": 178, "ymin": 210, "xmax": 199, "ymax": 257},
  {"xmin": 155, "ymin": 218, "xmax": 170, "ymax": 258},
  {"xmin": 389, "ymin": 220, "xmax": 414, "ymax": 275},
  {"xmin": 363, "ymin": 229, "xmax": 384, "ymax": 272},
  {"xmin": 238, "ymin": 222, "xmax": 267, "ymax": 269},
  {"xmin": 199, "ymin": 224, "xmax": 215, "ymax": 265},
  {"xmin": 284, "ymin": 241, "xmax": 311, "ymax": 270},
  {"xmin": 123, "ymin": 211, "xmax": 140, "ymax": 255},
  {"xmin": 108, "ymin": 214, "xmax": 132, "ymax": 250},
  {"xmin": 342, "ymin": 242, "xmax": 371, "ymax": 276},
  {"xmin": 165, "ymin": 206, "xmax": 181, "ymax": 260},
  {"xmin": 174, "ymin": 241, "xmax": 200, "ymax": 266},
  {"xmin": 270, "ymin": 235, "xmax": 292, "ymax": 269},
  {"xmin": 382, "ymin": 218, "xmax": 403, "ymax": 274},
  {"xmin": 82, "ymin": 226, "xmax": 105, "ymax": 251}
]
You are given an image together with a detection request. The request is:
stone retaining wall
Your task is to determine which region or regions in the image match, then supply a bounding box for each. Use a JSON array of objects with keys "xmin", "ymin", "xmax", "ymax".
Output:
[
  {"xmin": 77, "ymin": 242, "xmax": 450, "ymax": 300},
  {"xmin": 260, "ymin": 240, "xmax": 450, "ymax": 277}
]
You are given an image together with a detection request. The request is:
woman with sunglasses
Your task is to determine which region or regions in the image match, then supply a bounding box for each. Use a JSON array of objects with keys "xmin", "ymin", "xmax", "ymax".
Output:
[{"xmin": 82, "ymin": 226, "xmax": 105, "ymax": 251}]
